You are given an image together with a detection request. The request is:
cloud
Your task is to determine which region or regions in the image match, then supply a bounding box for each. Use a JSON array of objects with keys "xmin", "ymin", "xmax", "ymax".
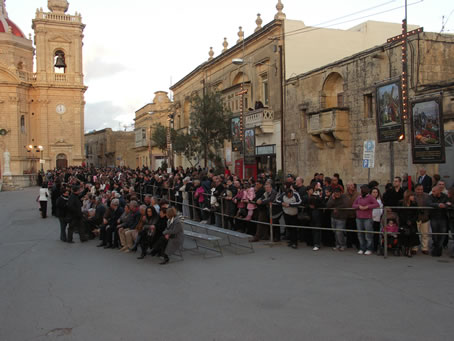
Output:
[
  {"xmin": 85, "ymin": 101, "xmax": 134, "ymax": 132},
  {"xmin": 84, "ymin": 59, "xmax": 128, "ymax": 81}
]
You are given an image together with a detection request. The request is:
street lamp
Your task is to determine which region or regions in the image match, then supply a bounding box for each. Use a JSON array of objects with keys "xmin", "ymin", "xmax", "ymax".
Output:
[{"xmin": 232, "ymin": 58, "xmax": 244, "ymax": 65}]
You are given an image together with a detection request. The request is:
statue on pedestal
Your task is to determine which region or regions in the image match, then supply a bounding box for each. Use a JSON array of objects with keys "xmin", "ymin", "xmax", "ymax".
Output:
[{"xmin": 3, "ymin": 150, "xmax": 11, "ymax": 176}]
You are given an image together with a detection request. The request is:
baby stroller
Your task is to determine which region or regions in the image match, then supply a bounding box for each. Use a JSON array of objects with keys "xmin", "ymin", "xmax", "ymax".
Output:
[
  {"xmin": 378, "ymin": 233, "xmax": 402, "ymax": 256},
  {"xmin": 378, "ymin": 218, "xmax": 401, "ymax": 256}
]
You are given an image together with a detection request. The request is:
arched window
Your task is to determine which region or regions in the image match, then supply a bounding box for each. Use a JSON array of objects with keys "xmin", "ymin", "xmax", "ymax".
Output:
[
  {"xmin": 20, "ymin": 115, "xmax": 25, "ymax": 133},
  {"xmin": 322, "ymin": 72, "xmax": 344, "ymax": 109},
  {"xmin": 54, "ymin": 50, "xmax": 66, "ymax": 74}
]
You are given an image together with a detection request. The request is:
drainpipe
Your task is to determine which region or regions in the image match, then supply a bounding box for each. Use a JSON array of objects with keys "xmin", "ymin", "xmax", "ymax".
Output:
[{"xmin": 279, "ymin": 45, "xmax": 285, "ymax": 174}]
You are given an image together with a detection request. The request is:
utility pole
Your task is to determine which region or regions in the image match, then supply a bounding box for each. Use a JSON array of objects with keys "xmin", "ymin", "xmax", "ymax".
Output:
[{"xmin": 386, "ymin": 0, "xmax": 423, "ymax": 185}]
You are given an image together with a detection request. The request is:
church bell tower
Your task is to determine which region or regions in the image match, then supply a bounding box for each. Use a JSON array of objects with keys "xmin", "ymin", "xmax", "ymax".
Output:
[{"xmin": 31, "ymin": 0, "xmax": 87, "ymax": 168}]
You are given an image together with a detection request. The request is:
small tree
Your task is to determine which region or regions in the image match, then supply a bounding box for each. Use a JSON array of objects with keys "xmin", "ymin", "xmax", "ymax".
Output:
[
  {"xmin": 150, "ymin": 123, "xmax": 168, "ymax": 153},
  {"xmin": 190, "ymin": 91, "xmax": 232, "ymax": 167},
  {"xmin": 150, "ymin": 123, "xmax": 178, "ymax": 152},
  {"xmin": 173, "ymin": 132, "xmax": 198, "ymax": 167}
]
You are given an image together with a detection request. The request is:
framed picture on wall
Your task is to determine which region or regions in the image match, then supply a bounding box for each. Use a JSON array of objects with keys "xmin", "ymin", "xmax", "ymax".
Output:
[
  {"xmin": 376, "ymin": 81, "xmax": 404, "ymax": 142},
  {"xmin": 411, "ymin": 98, "xmax": 445, "ymax": 164}
]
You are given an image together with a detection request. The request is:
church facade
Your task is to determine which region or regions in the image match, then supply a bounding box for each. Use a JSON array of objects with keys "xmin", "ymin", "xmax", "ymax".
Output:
[{"xmin": 0, "ymin": 0, "xmax": 86, "ymax": 188}]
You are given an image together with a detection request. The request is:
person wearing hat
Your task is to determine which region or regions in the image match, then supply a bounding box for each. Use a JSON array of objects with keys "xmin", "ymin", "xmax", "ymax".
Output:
[{"xmin": 326, "ymin": 187, "xmax": 350, "ymax": 251}]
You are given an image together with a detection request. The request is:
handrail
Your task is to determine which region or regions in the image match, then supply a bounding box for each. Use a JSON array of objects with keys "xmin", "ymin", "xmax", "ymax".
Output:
[{"xmin": 135, "ymin": 183, "xmax": 452, "ymax": 259}]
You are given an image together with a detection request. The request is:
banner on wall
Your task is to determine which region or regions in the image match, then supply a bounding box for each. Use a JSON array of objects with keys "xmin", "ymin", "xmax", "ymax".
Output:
[
  {"xmin": 411, "ymin": 98, "xmax": 446, "ymax": 164},
  {"xmin": 231, "ymin": 117, "xmax": 242, "ymax": 152},
  {"xmin": 376, "ymin": 81, "xmax": 404, "ymax": 142},
  {"xmin": 244, "ymin": 129, "xmax": 255, "ymax": 165}
]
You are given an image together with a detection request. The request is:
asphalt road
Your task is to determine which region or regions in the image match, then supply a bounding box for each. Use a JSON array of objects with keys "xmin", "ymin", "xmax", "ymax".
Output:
[{"xmin": 0, "ymin": 187, "xmax": 453, "ymax": 341}]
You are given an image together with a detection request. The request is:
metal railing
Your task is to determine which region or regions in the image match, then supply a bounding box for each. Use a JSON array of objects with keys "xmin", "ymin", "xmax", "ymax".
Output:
[{"xmin": 137, "ymin": 183, "xmax": 452, "ymax": 259}]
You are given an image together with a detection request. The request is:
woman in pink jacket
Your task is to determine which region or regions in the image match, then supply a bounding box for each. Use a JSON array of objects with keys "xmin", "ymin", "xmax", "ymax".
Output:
[
  {"xmin": 243, "ymin": 183, "xmax": 256, "ymax": 221},
  {"xmin": 352, "ymin": 185, "xmax": 380, "ymax": 255}
]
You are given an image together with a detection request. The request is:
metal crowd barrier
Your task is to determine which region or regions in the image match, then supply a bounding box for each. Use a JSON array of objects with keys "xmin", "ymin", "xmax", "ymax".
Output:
[{"xmin": 137, "ymin": 183, "xmax": 452, "ymax": 259}]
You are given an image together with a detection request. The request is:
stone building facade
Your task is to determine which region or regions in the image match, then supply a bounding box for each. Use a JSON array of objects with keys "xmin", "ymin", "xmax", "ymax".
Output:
[
  {"xmin": 170, "ymin": 1, "xmax": 416, "ymax": 178},
  {"xmin": 0, "ymin": 0, "xmax": 86, "ymax": 188},
  {"xmin": 84, "ymin": 128, "xmax": 135, "ymax": 168},
  {"xmin": 284, "ymin": 32, "xmax": 454, "ymax": 186},
  {"xmin": 133, "ymin": 91, "xmax": 173, "ymax": 169},
  {"xmin": 170, "ymin": 16, "xmax": 284, "ymax": 178}
]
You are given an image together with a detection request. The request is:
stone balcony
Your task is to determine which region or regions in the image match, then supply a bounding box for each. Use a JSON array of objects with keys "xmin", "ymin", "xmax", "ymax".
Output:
[
  {"xmin": 16, "ymin": 71, "xmax": 82, "ymax": 85},
  {"xmin": 245, "ymin": 108, "xmax": 274, "ymax": 134},
  {"xmin": 307, "ymin": 108, "xmax": 351, "ymax": 149}
]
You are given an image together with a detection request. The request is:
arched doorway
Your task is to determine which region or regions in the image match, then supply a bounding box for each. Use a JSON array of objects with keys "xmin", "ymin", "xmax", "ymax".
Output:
[{"xmin": 56, "ymin": 153, "xmax": 68, "ymax": 169}]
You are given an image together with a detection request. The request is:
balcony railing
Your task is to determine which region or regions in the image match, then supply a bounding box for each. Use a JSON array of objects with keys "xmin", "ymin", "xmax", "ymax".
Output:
[
  {"xmin": 15, "ymin": 71, "xmax": 80, "ymax": 85},
  {"xmin": 245, "ymin": 108, "xmax": 274, "ymax": 134},
  {"xmin": 35, "ymin": 11, "xmax": 82, "ymax": 24},
  {"xmin": 307, "ymin": 108, "xmax": 351, "ymax": 148}
]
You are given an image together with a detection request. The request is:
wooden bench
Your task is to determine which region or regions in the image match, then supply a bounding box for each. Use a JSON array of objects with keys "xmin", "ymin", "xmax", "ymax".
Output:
[
  {"xmin": 184, "ymin": 220, "xmax": 254, "ymax": 253},
  {"xmin": 183, "ymin": 230, "xmax": 223, "ymax": 257}
]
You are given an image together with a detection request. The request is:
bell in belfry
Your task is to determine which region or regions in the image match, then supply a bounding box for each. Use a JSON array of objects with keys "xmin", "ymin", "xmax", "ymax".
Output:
[{"xmin": 54, "ymin": 52, "xmax": 66, "ymax": 68}]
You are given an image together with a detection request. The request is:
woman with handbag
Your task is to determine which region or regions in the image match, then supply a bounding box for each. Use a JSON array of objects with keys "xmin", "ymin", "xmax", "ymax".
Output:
[{"xmin": 38, "ymin": 182, "xmax": 50, "ymax": 218}]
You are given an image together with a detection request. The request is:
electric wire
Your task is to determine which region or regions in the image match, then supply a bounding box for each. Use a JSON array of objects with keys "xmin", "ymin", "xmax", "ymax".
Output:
[{"xmin": 273, "ymin": 0, "xmax": 424, "ymax": 40}]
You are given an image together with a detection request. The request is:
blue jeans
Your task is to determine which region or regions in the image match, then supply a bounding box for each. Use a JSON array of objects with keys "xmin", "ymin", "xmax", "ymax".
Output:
[
  {"xmin": 356, "ymin": 218, "xmax": 373, "ymax": 251},
  {"xmin": 431, "ymin": 218, "xmax": 447, "ymax": 254},
  {"xmin": 331, "ymin": 218, "xmax": 346, "ymax": 248}
]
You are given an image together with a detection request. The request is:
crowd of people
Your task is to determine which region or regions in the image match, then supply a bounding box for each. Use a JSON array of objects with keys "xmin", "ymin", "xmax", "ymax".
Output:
[{"xmin": 36, "ymin": 166, "xmax": 454, "ymax": 260}]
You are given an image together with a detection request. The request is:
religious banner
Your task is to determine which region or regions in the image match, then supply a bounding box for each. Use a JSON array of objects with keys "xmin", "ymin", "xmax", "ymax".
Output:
[
  {"xmin": 411, "ymin": 98, "xmax": 445, "ymax": 164},
  {"xmin": 231, "ymin": 117, "xmax": 242, "ymax": 152},
  {"xmin": 376, "ymin": 81, "xmax": 404, "ymax": 142},
  {"xmin": 244, "ymin": 129, "xmax": 255, "ymax": 165}
]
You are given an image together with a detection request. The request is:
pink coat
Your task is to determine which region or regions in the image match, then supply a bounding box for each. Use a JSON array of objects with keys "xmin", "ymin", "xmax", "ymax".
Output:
[
  {"xmin": 244, "ymin": 187, "xmax": 256, "ymax": 210},
  {"xmin": 234, "ymin": 189, "xmax": 245, "ymax": 208}
]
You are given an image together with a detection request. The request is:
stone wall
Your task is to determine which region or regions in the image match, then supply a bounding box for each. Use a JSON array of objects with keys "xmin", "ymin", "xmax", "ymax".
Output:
[
  {"xmin": 284, "ymin": 32, "xmax": 454, "ymax": 185},
  {"xmin": 85, "ymin": 129, "xmax": 135, "ymax": 168},
  {"xmin": 1, "ymin": 174, "xmax": 38, "ymax": 191}
]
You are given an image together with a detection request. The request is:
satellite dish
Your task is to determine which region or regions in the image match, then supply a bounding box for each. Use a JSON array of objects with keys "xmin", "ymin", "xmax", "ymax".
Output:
[{"xmin": 0, "ymin": 129, "xmax": 7, "ymax": 136}]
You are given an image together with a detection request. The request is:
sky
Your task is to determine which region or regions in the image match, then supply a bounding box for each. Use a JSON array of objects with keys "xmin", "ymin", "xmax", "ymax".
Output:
[{"xmin": 6, "ymin": 0, "xmax": 454, "ymax": 132}]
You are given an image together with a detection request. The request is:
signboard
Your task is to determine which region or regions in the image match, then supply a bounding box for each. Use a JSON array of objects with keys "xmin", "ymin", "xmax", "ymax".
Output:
[
  {"xmin": 362, "ymin": 140, "xmax": 375, "ymax": 168},
  {"xmin": 376, "ymin": 81, "xmax": 404, "ymax": 142},
  {"xmin": 411, "ymin": 98, "xmax": 445, "ymax": 164},
  {"xmin": 256, "ymin": 145, "xmax": 275, "ymax": 156},
  {"xmin": 244, "ymin": 129, "xmax": 255, "ymax": 165},
  {"xmin": 231, "ymin": 117, "xmax": 242, "ymax": 152},
  {"xmin": 39, "ymin": 159, "xmax": 45, "ymax": 164},
  {"xmin": 363, "ymin": 159, "xmax": 374, "ymax": 168}
]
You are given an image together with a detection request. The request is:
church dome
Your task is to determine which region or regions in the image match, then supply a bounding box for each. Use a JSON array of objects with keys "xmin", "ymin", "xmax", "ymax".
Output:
[
  {"xmin": 0, "ymin": 1, "xmax": 26, "ymax": 38},
  {"xmin": 0, "ymin": 18, "xmax": 25, "ymax": 38}
]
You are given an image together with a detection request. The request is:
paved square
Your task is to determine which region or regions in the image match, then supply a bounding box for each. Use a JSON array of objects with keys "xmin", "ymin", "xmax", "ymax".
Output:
[{"xmin": 0, "ymin": 188, "xmax": 453, "ymax": 340}]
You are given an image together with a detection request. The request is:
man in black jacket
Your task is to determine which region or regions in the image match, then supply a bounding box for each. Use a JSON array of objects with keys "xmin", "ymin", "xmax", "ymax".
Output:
[
  {"xmin": 250, "ymin": 181, "xmax": 267, "ymax": 242},
  {"xmin": 84, "ymin": 196, "xmax": 106, "ymax": 239},
  {"xmin": 417, "ymin": 168, "xmax": 432, "ymax": 193},
  {"xmin": 428, "ymin": 186, "xmax": 451, "ymax": 257},
  {"xmin": 99, "ymin": 199, "xmax": 124, "ymax": 248},
  {"xmin": 67, "ymin": 185, "xmax": 88, "ymax": 243},
  {"xmin": 56, "ymin": 188, "xmax": 70, "ymax": 242}
]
